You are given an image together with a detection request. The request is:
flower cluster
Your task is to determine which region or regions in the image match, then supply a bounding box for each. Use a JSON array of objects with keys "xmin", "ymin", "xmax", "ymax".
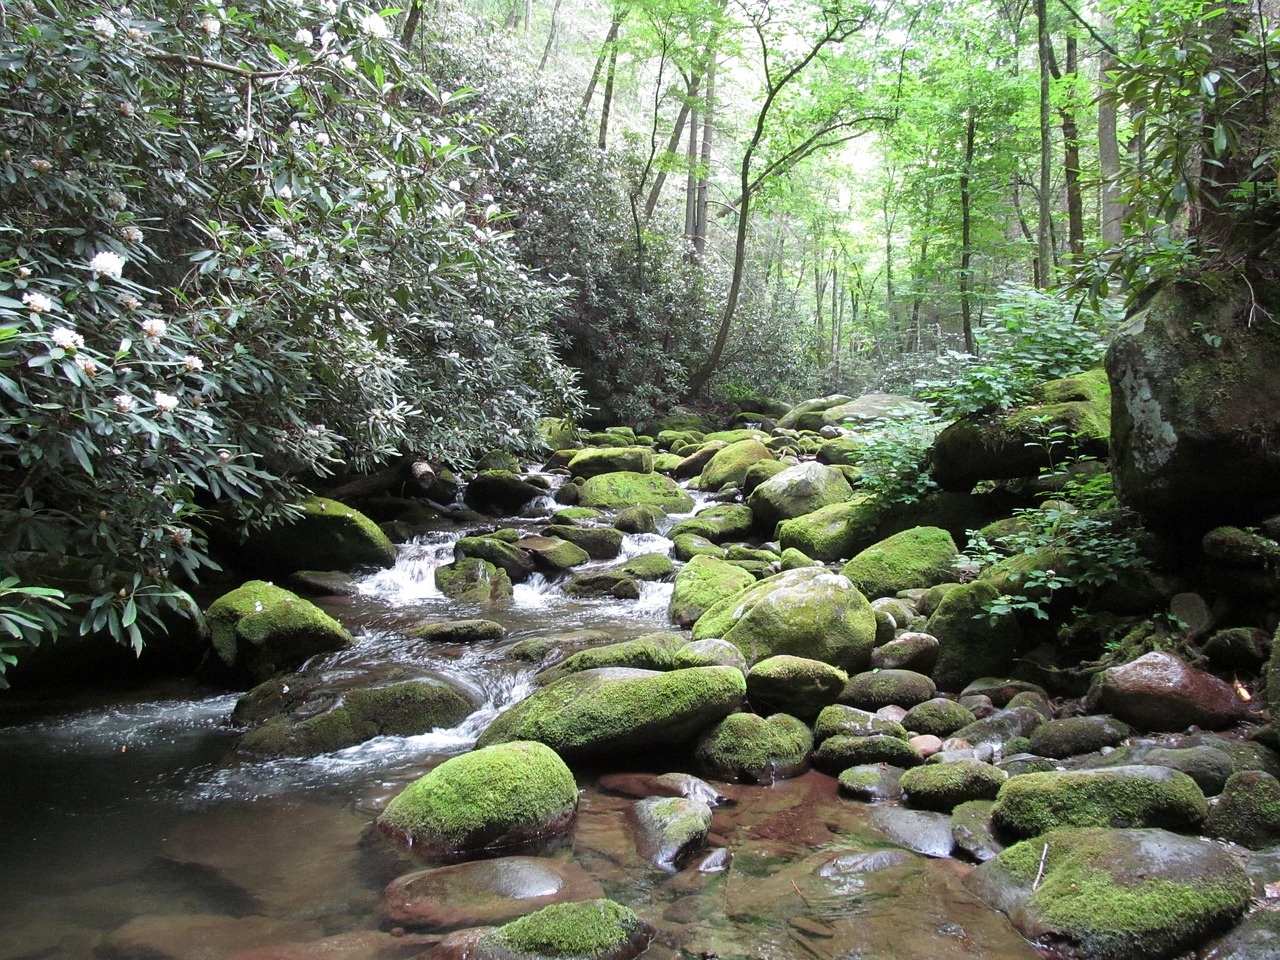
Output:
[{"xmin": 89, "ymin": 251, "xmax": 125, "ymax": 279}]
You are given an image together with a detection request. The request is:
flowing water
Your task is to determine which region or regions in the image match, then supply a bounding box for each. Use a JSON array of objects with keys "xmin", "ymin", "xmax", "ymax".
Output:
[{"xmin": 0, "ymin": 498, "xmax": 1043, "ymax": 960}]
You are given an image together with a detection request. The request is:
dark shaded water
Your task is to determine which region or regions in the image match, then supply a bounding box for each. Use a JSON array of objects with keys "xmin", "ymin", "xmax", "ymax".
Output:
[{"xmin": 0, "ymin": 514, "xmax": 1043, "ymax": 960}]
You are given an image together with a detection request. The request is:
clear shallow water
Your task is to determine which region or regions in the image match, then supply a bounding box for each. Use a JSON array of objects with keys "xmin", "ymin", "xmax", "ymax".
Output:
[{"xmin": 0, "ymin": 510, "xmax": 1042, "ymax": 960}]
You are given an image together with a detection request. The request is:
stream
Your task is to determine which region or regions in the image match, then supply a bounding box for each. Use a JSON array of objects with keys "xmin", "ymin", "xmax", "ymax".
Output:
[{"xmin": 0, "ymin": 493, "xmax": 1045, "ymax": 960}]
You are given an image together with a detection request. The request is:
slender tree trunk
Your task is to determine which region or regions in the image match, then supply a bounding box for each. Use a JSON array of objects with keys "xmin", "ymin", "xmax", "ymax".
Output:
[
  {"xmin": 538, "ymin": 0, "xmax": 563, "ymax": 70},
  {"xmin": 599, "ymin": 35, "xmax": 619, "ymax": 150},
  {"xmin": 693, "ymin": 59, "xmax": 716, "ymax": 255},
  {"xmin": 960, "ymin": 111, "xmax": 977, "ymax": 354},
  {"xmin": 1035, "ymin": 0, "xmax": 1054, "ymax": 287},
  {"xmin": 815, "ymin": 260, "xmax": 828, "ymax": 362},
  {"xmin": 684, "ymin": 99, "xmax": 699, "ymax": 242},
  {"xmin": 581, "ymin": 10, "xmax": 623, "ymax": 113},
  {"xmin": 524, "ymin": 0, "xmax": 533, "ymax": 36},
  {"xmin": 1098, "ymin": 24, "xmax": 1123, "ymax": 245},
  {"xmin": 644, "ymin": 76, "xmax": 698, "ymax": 220},
  {"xmin": 399, "ymin": 0, "xmax": 424, "ymax": 50},
  {"xmin": 1061, "ymin": 36, "xmax": 1084, "ymax": 260}
]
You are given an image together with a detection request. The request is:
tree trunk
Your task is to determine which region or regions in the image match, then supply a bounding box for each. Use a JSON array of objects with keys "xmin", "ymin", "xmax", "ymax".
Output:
[
  {"xmin": 581, "ymin": 11, "xmax": 623, "ymax": 113},
  {"xmin": 1035, "ymin": 0, "xmax": 1053, "ymax": 287},
  {"xmin": 539, "ymin": 0, "xmax": 563, "ymax": 70},
  {"xmin": 598, "ymin": 34, "xmax": 619, "ymax": 150},
  {"xmin": 644, "ymin": 75, "xmax": 698, "ymax": 220},
  {"xmin": 1097, "ymin": 10, "xmax": 1123, "ymax": 245},
  {"xmin": 684, "ymin": 99, "xmax": 699, "ymax": 242},
  {"xmin": 1061, "ymin": 36, "xmax": 1084, "ymax": 261},
  {"xmin": 323, "ymin": 459, "xmax": 437, "ymax": 502},
  {"xmin": 960, "ymin": 111, "xmax": 977, "ymax": 354},
  {"xmin": 693, "ymin": 59, "xmax": 716, "ymax": 255}
]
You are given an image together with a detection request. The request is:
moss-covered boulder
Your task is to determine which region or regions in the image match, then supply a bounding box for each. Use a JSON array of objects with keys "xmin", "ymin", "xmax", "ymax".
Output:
[
  {"xmin": 991, "ymin": 765, "xmax": 1208, "ymax": 838},
  {"xmin": 671, "ymin": 638, "xmax": 747, "ymax": 671},
  {"xmin": 243, "ymin": 496, "xmax": 396, "ymax": 576},
  {"xmin": 699, "ymin": 439, "xmax": 775, "ymax": 492},
  {"xmin": 669, "ymin": 555, "xmax": 757, "ymax": 629},
  {"xmin": 631, "ymin": 797, "xmax": 714, "ymax": 870},
  {"xmin": 747, "ymin": 462, "xmax": 854, "ymax": 533},
  {"xmin": 814, "ymin": 733, "xmax": 923, "ymax": 773},
  {"xmin": 578, "ymin": 471, "xmax": 694, "ymax": 513},
  {"xmin": 1028, "ymin": 715, "xmax": 1133, "ymax": 759},
  {"xmin": 456, "ymin": 536, "xmax": 536, "ymax": 583},
  {"xmin": 436, "ymin": 558, "xmax": 514, "ymax": 603},
  {"xmin": 925, "ymin": 580, "xmax": 1024, "ymax": 691},
  {"xmin": 745, "ymin": 655, "xmax": 847, "ymax": 722},
  {"xmin": 840, "ymin": 669, "xmax": 936, "ymax": 711},
  {"xmin": 516, "ymin": 536, "xmax": 591, "ymax": 573},
  {"xmin": 694, "ymin": 712, "xmax": 813, "ymax": 783},
  {"xmin": 377, "ymin": 741, "xmax": 578, "ymax": 860},
  {"xmin": 966, "ymin": 827, "xmax": 1252, "ymax": 960},
  {"xmin": 840, "ymin": 526, "xmax": 960, "ymax": 598},
  {"xmin": 870, "ymin": 631, "xmax": 940, "ymax": 674},
  {"xmin": 1203, "ymin": 770, "xmax": 1280, "ymax": 848},
  {"xmin": 534, "ymin": 634, "xmax": 686, "ymax": 684},
  {"xmin": 900, "ymin": 759, "xmax": 1007, "ymax": 812},
  {"xmin": 672, "ymin": 534, "xmax": 727, "ymax": 562},
  {"xmin": 814, "ymin": 703, "xmax": 908, "ymax": 743},
  {"xmin": 477, "ymin": 899, "xmax": 653, "ymax": 960},
  {"xmin": 776, "ymin": 394, "xmax": 855, "ymax": 431},
  {"xmin": 613, "ymin": 504, "xmax": 666, "ymax": 534},
  {"xmin": 775, "ymin": 495, "xmax": 885, "ymax": 563},
  {"xmin": 620, "ymin": 553, "xmax": 674, "ymax": 581},
  {"xmin": 567, "ymin": 446, "xmax": 655, "ymax": 480},
  {"xmin": 837, "ymin": 763, "xmax": 906, "ymax": 802},
  {"xmin": 238, "ymin": 679, "xmax": 475, "ymax": 758},
  {"xmin": 901, "ymin": 698, "xmax": 977, "ymax": 738},
  {"xmin": 563, "ymin": 570, "xmax": 641, "ymax": 600},
  {"xmin": 691, "ymin": 567, "xmax": 877, "ymax": 672},
  {"xmin": 475, "ymin": 666, "xmax": 746, "ymax": 760},
  {"xmin": 207, "ymin": 580, "xmax": 352, "ymax": 683},
  {"xmin": 952, "ymin": 705, "xmax": 1046, "ymax": 748},
  {"xmin": 465, "ymin": 470, "xmax": 547, "ymax": 515},
  {"xmin": 669, "ymin": 504, "xmax": 755, "ymax": 544},
  {"xmin": 541, "ymin": 524, "xmax": 624, "ymax": 561}
]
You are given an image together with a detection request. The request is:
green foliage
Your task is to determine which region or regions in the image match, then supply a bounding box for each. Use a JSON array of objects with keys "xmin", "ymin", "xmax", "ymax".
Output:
[
  {"xmin": 0, "ymin": 576, "xmax": 67, "ymax": 687},
  {"xmin": 914, "ymin": 283, "xmax": 1119, "ymax": 418},
  {"xmin": 0, "ymin": 0, "xmax": 583, "ymax": 670},
  {"xmin": 850, "ymin": 413, "xmax": 940, "ymax": 505}
]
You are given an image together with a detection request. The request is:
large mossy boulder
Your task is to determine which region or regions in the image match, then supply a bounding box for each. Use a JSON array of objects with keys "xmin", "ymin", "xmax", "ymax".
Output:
[
  {"xmin": 840, "ymin": 526, "xmax": 960, "ymax": 598},
  {"xmin": 925, "ymin": 580, "xmax": 1024, "ymax": 691},
  {"xmin": 376, "ymin": 741, "xmax": 578, "ymax": 860},
  {"xmin": 669, "ymin": 504, "xmax": 755, "ymax": 544},
  {"xmin": 819, "ymin": 392, "xmax": 933, "ymax": 428},
  {"xmin": 456, "ymin": 536, "xmax": 536, "ymax": 583},
  {"xmin": 567, "ymin": 446, "xmax": 655, "ymax": 479},
  {"xmin": 475, "ymin": 666, "xmax": 747, "ymax": 760},
  {"xmin": 436, "ymin": 558, "xmax": 514, "ymax": 603},
  {"xmin": 690, "ymin": 567, "xmax": 877, "ymax": 672},
  {"xmin": 465, "ymin": 470, "xmax": 547, "ymax": 515},
  {"xmin": 966, "ymin": 827, "xmax": 1252, "ymax": 960},
  {"xmin": 242, "ymin": 496, "xmax": 396, "ymax": 576},
  {"xmin": 746, "ymin": 462, "xmax": 854, "ymax": 533},
  {"xmin": 669, "ymin": 555, "xmax": 757, "ymax": 629},
  {"xmin": 1107, "ymin": 277, "xmax": 1280, "ymax": 528},
  {"xmin": 745, "ymin": 655, "xmax": 847, "ymax": 721},
  {"xmin": 534, "ymin": 634, "xmax": 686, "ymax": 684},
  {"xmin": 776, "ymin": 394, "xmax": 855, "ymax": 431},
  {"xmin": 899, "ymin": 759, "xmax": 1007, "ymax": 812},
  {"xmin": 776, "ymin": 495, "xmax": 885, "ymax": 562},
  {"xmin": 207, "ymin": 580, "xmax": 352, "ymax": 684},
  {"xmin": 693, "ymin": 712, "xmax": 813, "ymax": 783},
  {"xmin": 578, "ymin": 471, "xmax": 694, "ymax": 513},
  {"xmin": 991, "ymin": 765, "xmax": 1208, "ymax": 838},
  {"xmin": 699, "ymin": 438, "xmax": 774, "ymax": 492}
]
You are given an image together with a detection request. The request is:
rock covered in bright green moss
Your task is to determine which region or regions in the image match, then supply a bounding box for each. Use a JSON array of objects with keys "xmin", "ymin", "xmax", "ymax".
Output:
[
  {"xmin": 902, "ymin": 698, "xmax": 977, "ymax": 738},
  {"xmin": 900, "ymin": 759, "xmax": 1007, "ymax": 812},
  {"xmin": 991, "ymin": 765, "xmax": 1208, "ymax": 838},
  {"xmin": 691, "ymin": 567, "xmax": 876, "ymax": 672},
  {"xmin": 542, "ymin": 524, "xmax": 624, "ymax": 561},
  {"xmin": 672, "ymin": 534, "xmax": 726, "ymax": 561},
  {"xmin": 613, "ymin": 504, "xmax": 666, "ymax": 534},
  {"xmin": 516, "ymin": 536, "xmax": 591, "ymax": 572},
  {"xmin": 841, "ymin": 669, "xmax": 936, "ymax": 710},
  {"xmin": 745, "ymin": 655, "xmax": 847, "ymax": 722},
  {"xmin": 966, "ymin": 827, "xmax": 1252, "ymax": 960},
  {"xmin": 534, "ymin": 634, "xmax": 686, "ymax": 685},
  {"xmin": 456, "ymin": 536, "xmax": 537, "ymax": 583},
  {"xmin": 1029, "ymin": 715, "xmax": 1133, "ymax": 759},
  {"xmin": 840, "ymin": 526, "xmax": 960, "ymax": 598},
  {"xmin": 405, "ymin": 619, "xmax": 507, "ymax": 643},
  {"xmin": 870, "ymin": 631, "xmax": 940, "ymax": 673},
  {"xmin": 669, "ymin": 555, "xmax": 758, "ymax": 630},
  {"xmin": 814, "ymin": 703, "xmax": 908, "ymax": 743},
  {"xmin": 1204, "ymin": 771, "xmax": 1280, "ymax": 848},
  {"xmin": 747, "ymin": 462, "xmax": 854, "ymax": 533},
  {"xmin": 207, "ymin": 580, "xmax": 352, "ymax": 683},
  {"xmin": 475, "ymin": 666, "xmax": 746, "ymax": 760},
  {"xmin": 669, "ymin": 504, "xmax": 755, "ymax": 544},
  {"xmin": 377, "ymin": 741, "xmax": 578, "ymax": 859},
  {"xmin": 776, "ymin": 495, "xmax": 885, "ymax": 562},
  {"xmin": 694, "ymin": 712, "xmax": 813, "ymax": 783},
  {"xmin": 926, "ymin": 580, "xmax": 1024, "ymax": 691},
  {"xmin": 619, "ymin": 553, "xmax": 674, "ymax": 581},
  {"xmin": 578, "ymin": 471, "xmax": 694, "ymax": 512},
  {"xmin": 671, "ymin": 638, "xmax": 747, "ymax": 671},
  {"xmin": 244, "ymin": 496, "xmax": 397, "ymax": 576},
  {"xmin": 699, "ymin": 439, "xmax": 775, "ymax": 492},
  {"xmin": 435, "ymin": 557, "xmax": 514, "ymax": 603},
  {"xmin": 480, "ymin": 899, "xmax": 653, "ymax": 960},
  {"xmin": 814, "ymin": 734, "xmax": 922, "ymax": 773},
  {"xmin": 567, "ymin": 446, "xmax": 655, "ymax": 480}
]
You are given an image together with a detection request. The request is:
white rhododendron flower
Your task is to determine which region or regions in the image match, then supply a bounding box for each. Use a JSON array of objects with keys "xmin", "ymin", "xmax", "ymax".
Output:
[{"xmin": 89, "ymin": 250, "xmax": 125, "ymax": 279}]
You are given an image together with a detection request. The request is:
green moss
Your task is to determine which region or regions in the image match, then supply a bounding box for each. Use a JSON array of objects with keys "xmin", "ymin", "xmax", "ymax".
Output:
[
  {"xmin": 840, "ymin": 526, "xmax": 960, "ymax": 597},
  {"xmin": 265, "ymin": 496, "xmax": 397, "ymax": 572},
  {"xmin": 567, "ymin": 446, "xmax": 655, "ymax": 479},
  {"xmin": 695, "ymin": 712, "xmax": 813, "ymax": 782},
  {"xmin": 345, "ymin": 680, "xmax": 474, "ymax": 736},
  {"xmin": 551, "ymin": 508, "xmax": 605, "ymax": 524},
  {"xmin": 435, "ymin": 557, "xmax": 514, "ymax": 603},
  {"xmin": 669, "ymin": 504, "xmax": 755, "ymax": 543},
  {"xmin": 813, "ymin": 734, "xmax": 922, "ymax": 773},
  {"xmin": 901, "ymin": 698, "xmax": 976, "ymax": 737},
  {"xmin": 620, "ymin": 553, "xmax": 674, "ymax": 581},
  {"xmin": 377, "ymin": 740, "xmax": 577, "ymax": 853},
  {"xmin": 613, "ymin": 504, "xmax": 666, "ymax": 534},
  {"xmin": 899, "ymin": 759, "xmax": 1006, "ymax": 811},
  {"xmin": 776, "ymin": 496, "xmax": 885, "ymax": 563},
  {"xmin": 1204, "ymin": 771, "xmax": 1280, "ymax": 847},
  {"xmin": 536, "ymin": 634, "xmax": 686, "ymax": 684},
  {"xmin": 991, "ymin": 766, "xmax": 1208, "ymax": 837},
  {"xmin": 841, "ymin": 669, "xmax": 936, "ymax": 710},
  {"xmin": 699, "ymin": 439, "xmax": 775, "ymax": 492},
  {"xmin": 207, "ymin": 580, "xmax": 351, "ymax": 677},
  {"xmin": 488, "ymin": 899, "xmax": 646, "ymax": 959},
  {"xmin": 669, "ymin": 554, "xmax": 756, "ymax": 629},
  {"xmin": 779, "ymin": 547, "xmax": 820, "ymax": 570},
  {"xmin": 815, "ymin": 704, "xmax": 908, "ymax": 742},
  {"xmin": 578, "ymin": 471, "xmax": 694, "ymax": 512},
  {"xmin": 1035, "ymin": 368, "xmax": 1111, "ymax": 407},
  {"xmin": 542, "ymin": 524, "xmax": 624, "ymax": 561},
  {"xmin": 926, "ymin": 580, "xmax": 1023, "ymax": 690},
  {"xmin": 746, "ymin": 655, "xmax": 847, "ymax": 721}
]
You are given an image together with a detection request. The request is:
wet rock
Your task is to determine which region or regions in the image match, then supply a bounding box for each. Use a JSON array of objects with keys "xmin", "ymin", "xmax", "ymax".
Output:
[
  {"xmin": 910, "ymin": 733, "xmax": 944, "ymax": 757},
  {"xmin": 567, "ymin": 446, "xmax": 655, "ymax": 479},
  {"xmin": 613, "ymin": 504, "xmax": 665, "ymax": 534},
  {"xmin": 814, "ymin": 734, "xmax": 922, "ymax": 773},
  {"xmin": 841, "ymin": 669, "xmax": 936, "ymax": 711},
  {"xmin": 435, "ymin": 558, "xmax": 514, "ymax": 603},
  {"xmin": 405, "ymin": 619, "xmax": 507, "ymax": 643},
  {"xmin": 950, "ymin": 800, "xmax": 1006, "ymax": 862},
  {"xmin": 465, "ymin": 470, "xmax": 546, "ymax": 514},
  {"xmin": 670, "ymin": 638, "xmax": 747, "ymax": 671},
  {"xmin": 815, "ymin": 848, "xmax": 918, "ymax": 890},
  {"xmin": 230, "ymin": 930, "xmax": 437, "ymax": 960},
  {"xmin": 926, "ymin": 582, "xmax": 1024, "ymax": 691},
  {"xmin": 382, "ymin": 857, "xmax": 604, "ymax": 931},
  {"xmin": 775, "ymin": 495, "xmax": 886, "ymax": 562},
  {"xmin": 516, "ymin": 535, "xmax": 591, "ymax": 573},
  {"xmin": 577, "ymin": 471, "xmax": 694, "ymax": 513},
  {"xmin": 1092, "ymin": 651, "xmax": 1250, "ymax": 731},
  {"xmin": 699, "ymin": 439, "xmax": 775, "ymax": 492},
  {"xmin": 776, "ymin": 394, "xmax": 855, "ymax": 431},
  {"xmin": 669, "ymin": 555, "xmax": 757, "ymax": 630},
  {"xmin": 966, "ymin": 827, "xmax": 1252, "ymax": 960},
  {"xmin": 870, "ymin": 631, "xmax": 940, "ymax": 673},
  {"xmin": 377, "ymin": 741, "xmax": 579, "ymax": 861},
  {"xmin": 868, "ymin": 807, "xmax": 955, "ymax": 857},
  {"xmin": 745, "ymin": 655, "xmax": 847, "ymax": 721},
  {"xmin": 632, "ymin": 796, "xmax": 714, "ymax": 870},
  {"xmin": 1204, "ymin": 771, "xmax": 1280, "ymax": 848},
  {"xmin": 1077, "ymin": 736, "xmax": 1273, "ymax": 793},
  {"xmin": 951, "ymin": 706, "xmax": 1046, "ymax": 749},
  {"xmin": 207, "ymin": 581, "xmax": 352, "ymax": 685},
  {"xmin": 836, "ymin": 763, "xmax": 905, "ymax": 802},
  {"xmin": 455, "ymin": 536, "xmax": 536, "ymax": 583},
  {"xmin": 534, "ymin": 634, "xmax": 685, "ymax": 684},
  {"xmin": 669, "ymin": 504, "xmax": 756, "ymax": 544},
  {"xmin": 671, "ymin": 533, "xmax": 726, "ymax": 561},
  {"xmin": 475, "ymin": 666, "xmax": 746, "ymax": 761},
  {"xmin": 241, "ymin": 496, "xmax": 397, "ymax": 577},
  {"xmin": 960, "ymin": 678, "xmax": 1048, "ymax": 707},
  {"xmin": 691, "ymin": 567, "xmax": 877, "ymax": 673},
  {"xmin": 98, "ymin": 914, "xmax": 320, "ymax": 960},
  {"xmin": 1028, "ymin": 715, "xmax": 1132, "ymax": 759},
  {"xmin": 840, "ymin": 526, "xmax": 960, "ymax": 598},
  {"xmin": 991, "ymin": 765, "xmax": 1208, "ymax": 838},
  {"xmin": 1203, "ymin": 627, "xmax": 1272, "ymax": 671},
  {"xmin": 541, "ymin": 524, "xmax": 624, "ymax": 561},
  {"xmin": 900, "ymin": 759, "xmax": 1007, "ymax": 812},
  {"xmin": 285, "ymin": 570, "xmax": 360, "ymax": 597},
  {"xmin": 814, "ymin": 704, "xmax": 908, "ymax": 743},
  {"xmin": 435, "ymin": 899, "xmax": 653, "ymax": 960},
  {"xmin": 597, "ymin": 772, "xmax": 730, "ymax": 807},
  {"xmin": 563, "ymin": 569, "xmax": 640, "ymax": 600},
  {"xmin": 746, "ymin": 461, "xmax": 855, "ymax": 533},
  {"xmin": 1200, "ymin": 907, "xmax": 1280, "ymax": 960},
  {"xmin": 693, "ymin": 712, "xmax": 812, "ymax": 783},
  {"xmin": 902, "ymin": 698, "xmax": 976, "ymax": 738}
]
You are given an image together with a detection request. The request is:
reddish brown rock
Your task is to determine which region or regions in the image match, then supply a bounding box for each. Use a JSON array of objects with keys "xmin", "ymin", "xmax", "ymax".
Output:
[{"xmin": 1095, "ymin": 651, "xmax": 1250, "ymax": 731}]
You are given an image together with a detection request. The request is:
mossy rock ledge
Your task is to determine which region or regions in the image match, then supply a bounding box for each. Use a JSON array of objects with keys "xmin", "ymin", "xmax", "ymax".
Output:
[
  {"xmin": 966, "ymin": 827, "xmax": 1252, "ymax": 960},
  {"xmin": 475, "ymin": 666, "xmax": 747, "ymax": 761},
  {"xmin": 241, "ymin": 496, "xmax": 396, "ymax": 576},
  {"xmin": 207, "ymin": 580, "xmax": 352, "ymax": 684},
  {"xmin": 376, "ymin": 741, "xmax": 579, "ymax": 861}
]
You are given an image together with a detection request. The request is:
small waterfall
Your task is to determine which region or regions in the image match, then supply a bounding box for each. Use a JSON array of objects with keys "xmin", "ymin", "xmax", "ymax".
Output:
[
  {"xmin": 356, "ymin": 531, "xmax": 460, "ymax": 603},
  {"xmin": 619, "ymin": 531, "xmax": 675, "ymax": 558}
]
